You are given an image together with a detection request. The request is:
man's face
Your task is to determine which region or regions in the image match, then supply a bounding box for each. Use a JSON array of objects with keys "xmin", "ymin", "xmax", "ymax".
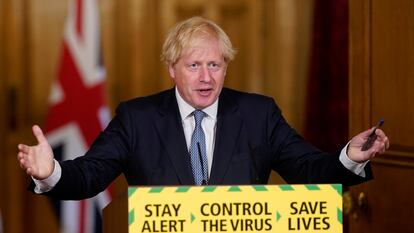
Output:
[{"xmin": 168, "ymin": 36, "xmax": 227, "ymax": 109}]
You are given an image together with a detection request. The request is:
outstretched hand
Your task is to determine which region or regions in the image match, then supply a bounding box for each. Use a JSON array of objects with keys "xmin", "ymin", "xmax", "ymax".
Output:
[
  {"xmin": 347, "ymin": 127, "xmax": 390, "ymax": 163},
  {"xmin": 17, "ymin": 125, "xmax": 54, "ymax": 180}
]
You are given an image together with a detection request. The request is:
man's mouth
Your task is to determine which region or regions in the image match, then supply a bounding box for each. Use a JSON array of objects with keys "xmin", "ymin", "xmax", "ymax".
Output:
[{"xmin": 197, "ymin": 88, "xmax": 213, "ymax": 96}]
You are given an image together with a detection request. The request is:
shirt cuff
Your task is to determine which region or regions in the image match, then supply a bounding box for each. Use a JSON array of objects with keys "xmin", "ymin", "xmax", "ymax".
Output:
[
  {"xmin": 339, "ymin": 142, "xmax": 369, "ymax": 177},
  {"xmin": 33, "ymin": 159, "xmax": 62, "ymax": 194}
]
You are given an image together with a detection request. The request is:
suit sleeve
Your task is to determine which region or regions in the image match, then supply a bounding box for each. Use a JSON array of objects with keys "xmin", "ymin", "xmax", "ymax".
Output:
[
  {"xmin": 266, "ymin": 98, "xmax": 372, "ymax": 186},
  {"xmin": 42, "ymin": 102, "xmax": 132, "ymax": 200}
]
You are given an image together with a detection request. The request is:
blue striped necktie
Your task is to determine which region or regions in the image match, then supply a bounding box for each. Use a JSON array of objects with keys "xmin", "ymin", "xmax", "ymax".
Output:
[{"xmin": 189, "ymin": 110, "xmax": 208, "ymax": 185}]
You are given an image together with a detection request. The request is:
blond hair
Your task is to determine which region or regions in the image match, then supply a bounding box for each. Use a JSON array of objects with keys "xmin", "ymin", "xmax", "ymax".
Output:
[{"xmin": 161, "ymin": 16, "xmax": 236, "ymax": 65}]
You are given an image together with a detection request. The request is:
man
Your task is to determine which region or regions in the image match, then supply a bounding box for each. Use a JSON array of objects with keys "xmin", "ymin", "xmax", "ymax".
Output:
[{"xmin": 17, "ymin": 17, "xmax": 389, "ymax": 200}]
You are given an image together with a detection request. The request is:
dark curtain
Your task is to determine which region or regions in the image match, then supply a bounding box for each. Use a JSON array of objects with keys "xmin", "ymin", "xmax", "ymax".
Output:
[
  {"xmin": 304, "ymin": 1, "xmax": 350, "ymax": 230},
  {"xmin": 304, "ymin": 0, "xmax": 349, "ymax": 152}
]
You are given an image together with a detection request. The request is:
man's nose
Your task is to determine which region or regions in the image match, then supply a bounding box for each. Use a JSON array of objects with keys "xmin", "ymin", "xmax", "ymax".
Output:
[{"xmin": 199, "ymin": 66, "xmax": 211, "ymax": 82}]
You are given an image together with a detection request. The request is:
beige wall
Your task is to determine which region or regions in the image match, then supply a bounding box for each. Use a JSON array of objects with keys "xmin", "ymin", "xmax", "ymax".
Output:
[{"xmin": 0, "ymin": 0, "xmax": 314, "ymax": 232}]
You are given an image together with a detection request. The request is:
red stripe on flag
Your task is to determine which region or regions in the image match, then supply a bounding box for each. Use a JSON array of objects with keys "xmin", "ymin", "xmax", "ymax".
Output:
[
  {"xmin": 45, "ymin": 43, "xmax": 105, "ymax": 145},
  {"xmin": 79, "ymin": 201, "xmax": 86, "ymax": 233},
  {"xmin": 76, "ymin": 0, "xmax": 83, "ymax": 39}
]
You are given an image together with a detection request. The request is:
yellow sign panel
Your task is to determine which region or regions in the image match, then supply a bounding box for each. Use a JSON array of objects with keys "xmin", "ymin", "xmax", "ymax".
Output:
[{"xmin": 128, "ymin": 184, "xmax": 342, "ymax": 233}]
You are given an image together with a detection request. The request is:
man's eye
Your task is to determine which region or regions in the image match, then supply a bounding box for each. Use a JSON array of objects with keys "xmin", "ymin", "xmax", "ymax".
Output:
[
  {"xmin": 209, "ymin": 63, "xmax": 220, "ymax": 70},
  {"xmin": 189, "ymin": 64, "xmax": 198, "ymax": 69}
]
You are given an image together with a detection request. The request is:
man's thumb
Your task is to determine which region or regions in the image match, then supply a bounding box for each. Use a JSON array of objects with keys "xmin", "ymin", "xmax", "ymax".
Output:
[{"xmin": 32, "ymin": 125, "xmax": 47, "ymax": 144}]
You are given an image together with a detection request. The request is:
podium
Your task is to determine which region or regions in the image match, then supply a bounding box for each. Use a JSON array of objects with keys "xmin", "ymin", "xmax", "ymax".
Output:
[
  {"xmin": 103, "ymin": 191, "xmax": 128, "ymax": 233},
  {"xmin": 103, "ymin": 184, "xmax": 342, "ymax": 233}
]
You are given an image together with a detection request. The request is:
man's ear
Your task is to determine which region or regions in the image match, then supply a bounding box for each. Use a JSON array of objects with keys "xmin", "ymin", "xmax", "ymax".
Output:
[{"xmin": 168, "ymin": 64, "xmax": 175, "ymax": 79}]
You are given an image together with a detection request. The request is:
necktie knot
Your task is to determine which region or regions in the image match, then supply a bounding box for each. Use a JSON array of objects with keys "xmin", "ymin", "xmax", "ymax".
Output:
[{"xmin": 193, "ymin": 110, "xmax": 205, "ymax": 126}]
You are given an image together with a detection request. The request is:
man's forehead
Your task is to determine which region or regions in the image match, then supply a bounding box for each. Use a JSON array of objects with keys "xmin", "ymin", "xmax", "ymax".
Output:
[
  {"xmin": 182, "ymin": 38, "xmax": 221, "ymax": 53},
  {"xmin": 179, "ymin": 48, "xmax": 225, "ymax": 63}
]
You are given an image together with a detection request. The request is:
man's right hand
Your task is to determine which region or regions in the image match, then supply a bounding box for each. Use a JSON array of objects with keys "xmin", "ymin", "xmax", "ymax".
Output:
[{"xmin": 17, "ymin": 125, "xmax": 55, "ymax": 180}]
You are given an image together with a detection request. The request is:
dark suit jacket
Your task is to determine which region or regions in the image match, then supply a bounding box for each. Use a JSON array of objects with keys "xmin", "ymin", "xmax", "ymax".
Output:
[{"xmin": 44, "ymin": 88, "xmax": 371, "ymax": 200}]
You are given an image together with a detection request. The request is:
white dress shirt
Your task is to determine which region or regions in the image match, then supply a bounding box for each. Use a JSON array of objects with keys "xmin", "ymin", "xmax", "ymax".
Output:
[{"xmin": 175, "ymin": 88, "xmax": 218, "ymax": 176}]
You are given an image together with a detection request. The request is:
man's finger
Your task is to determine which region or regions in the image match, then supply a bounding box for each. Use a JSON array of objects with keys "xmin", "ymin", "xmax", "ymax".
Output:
[
  {"xmin": 32, "ymin": 125, "xmax": 47, "ymax": 144},
  {"xmin": 374, "ymin": 130, "xmax": 390, "ymax": 149},
  {"xmin": 26, "ymin": 168, "xmax": 34, "ymax": 176},
  {"xmin": 18, "ymin": 144, "xmax": 29, "ymax": 153},
  {"xmin": 17, "ymin": 151, "xmax": 25, "ymax": 160},
  {"xmin": 385, "ymin": 136, "xmax": 390, "ymax": 149},
  {"xmin": 355, "ymin": 128, "xmax": 376, "ymax": 143},
  {"xmin": 360, "ymin": 128, "xmax": 374, "ymax": 138},
  {"xmin": 375, "ymin": 128, "xmax": 386, "ymax": 138},
  {"xmin": 19, "ymin": 157, "xmax": 29, "ymax": 170}
]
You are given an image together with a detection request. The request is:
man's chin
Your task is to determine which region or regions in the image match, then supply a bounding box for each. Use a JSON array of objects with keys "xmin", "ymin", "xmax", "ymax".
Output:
[{"xmin": 193, "ymin": 98, "xmax": 216, "ymax": 109}]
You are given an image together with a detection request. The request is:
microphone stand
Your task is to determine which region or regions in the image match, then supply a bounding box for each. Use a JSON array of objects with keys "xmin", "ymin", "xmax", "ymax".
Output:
[
  {"xmin": 197, "ymin": 142, "xmax": 209, "ymax": 185},
  {"xmin": 248, "ymin": 142, "xmax": 260, "ymax": 184}
]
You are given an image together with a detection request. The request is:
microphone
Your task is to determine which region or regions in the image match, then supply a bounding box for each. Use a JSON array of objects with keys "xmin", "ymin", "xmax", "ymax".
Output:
[
  {"xmin": 197, "ymin": 142, "xmax": 209, "ymax": 185},
  {"xmin": 248, "ymin": 142, "xmax": 260, "ymax": 184}
]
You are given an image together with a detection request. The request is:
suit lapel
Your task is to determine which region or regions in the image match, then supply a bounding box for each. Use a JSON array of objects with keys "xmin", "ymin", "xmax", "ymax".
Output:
[
  {"xmin": 209, "ymin": 89, "xmax": 243, "ymax": 184},
  {"xmin": 154, "ymin": 89, "xmax": 195, "ymax": 185}
]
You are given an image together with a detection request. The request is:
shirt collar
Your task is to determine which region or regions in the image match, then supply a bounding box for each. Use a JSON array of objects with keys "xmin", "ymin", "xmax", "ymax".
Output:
[{"xmin": 175, "ymin": 87, "xmax": 218, "ymax": 120}]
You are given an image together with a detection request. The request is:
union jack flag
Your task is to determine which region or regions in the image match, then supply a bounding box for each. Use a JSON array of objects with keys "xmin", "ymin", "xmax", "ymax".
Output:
[{"xmin": 44, "ymin": 0, "xmax": 112, "ymax": 232}]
